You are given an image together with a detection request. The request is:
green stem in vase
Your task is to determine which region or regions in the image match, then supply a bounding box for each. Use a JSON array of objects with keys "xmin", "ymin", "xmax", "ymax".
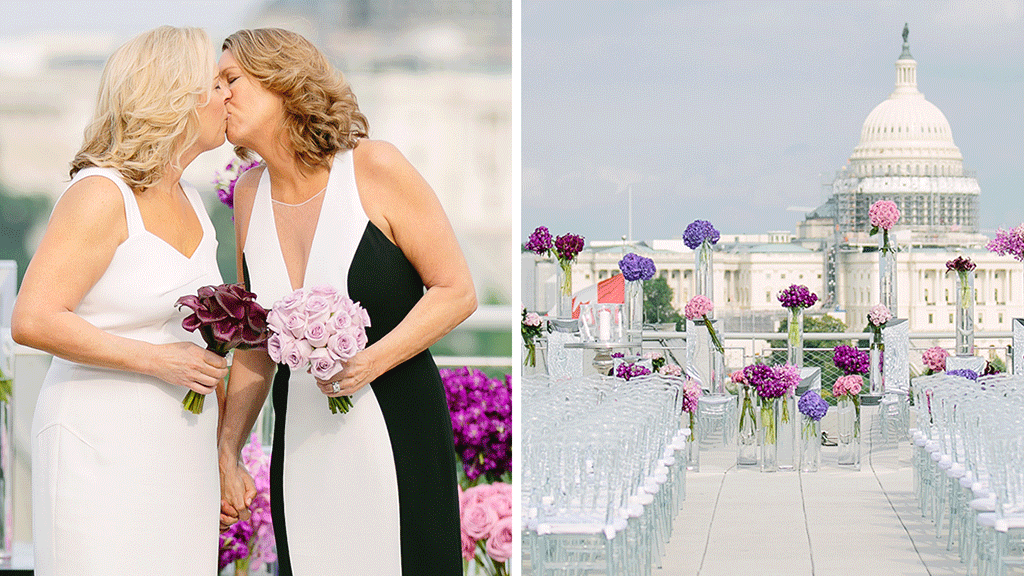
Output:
[
  {"xmin": 739, "ymin": 389, "xmax": 756, "ymax": 432},
  {"xmin": 524, "ymin": 341, "xmax": 536, "ymax": 367},
  {"xmin": 702, "ymin": 314, "xmax": 725, "ymax": 354},
  {"xmin": 558, "ymin": 259, "xmax": 573, "ymax": 297},
  {"xmin": 853, "ymin": 396, "xmax": 861, "ymax": 439},
  {"xmin": 958, "ymin": 270, "xmax": 971, "ymax": 310},
  {"xmin": 761, "ymin": 400, "xmax": 776, "ymax": 445},
  {"xmin": 781, "ymin": 394, "xmax": 790, "ymax": 424}
]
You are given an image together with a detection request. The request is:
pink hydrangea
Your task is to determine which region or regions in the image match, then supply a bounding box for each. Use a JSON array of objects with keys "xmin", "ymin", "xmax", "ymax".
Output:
[
  {"xmin": 681, "ymin": 378, "xmax": 702, "ymax": 413},
  {"xmin": 684, "ymin": 295, "xmax": 714, "ymax": 320},
  {"xmin": 921, "ymin": 346, "xmax": 949, "ymax": 372},
  {"xmin": 730, "ymin": 369, "xmax": 747, "ymax": 385},
  {"xmin": 868, "ymin": 304, "xmax": 891, "ymax": 327},
  {"xmin": 658, "ymin": 363, "xmax": 683, "ymax": 377},
  {"xmin": 869, "ymin": 200, "xmax": 901, "ymax": 230},
  {"xmin": 833, "ymin": 374, "xmax": 863, "ymax": 398},
  {"xmin": 523, "ymin": 312, "xmax": 542, "ymax": 327}
]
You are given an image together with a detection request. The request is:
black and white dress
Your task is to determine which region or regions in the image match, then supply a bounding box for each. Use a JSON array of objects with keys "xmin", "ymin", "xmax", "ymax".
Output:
[{"xmin": 243, "ymin": 150, "xmax": 462, "ymax": 575}]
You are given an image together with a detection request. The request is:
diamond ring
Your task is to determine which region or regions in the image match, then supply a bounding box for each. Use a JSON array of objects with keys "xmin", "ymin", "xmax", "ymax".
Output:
[{"xmin": 332, "ymin": 382, "xmax": 340, "ymax": 394}]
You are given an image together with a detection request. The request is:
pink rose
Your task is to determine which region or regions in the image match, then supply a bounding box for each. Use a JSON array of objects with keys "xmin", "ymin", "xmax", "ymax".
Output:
[
  {"xmin": 304, "ymin": 320, "xmax": 330, "ymax": 348},
  {"xmin": 868, "ymin": 200, "xmax": 901, "ymax": 230},
  {"xmin": 283, "ymin": 339, "xmax": 313, "ymax": 371},
  {"xmin": 684, "ymin": 295, "xmax": 713, "ymax": 321},
  {"xmin": 355, "ymin": 330, "xmax": 368, "ymax": 350},
  {"xmin": 266, "ymin": 308, "xmax": 286, "ymax": 334},
  {"xmin": 327, "ymin": 332, "xmax": 358, "ymax": 361},
  {"xmin": 922, "ymin": 346, "xmax": 949, "ymax": 372},
  {"xmin": 868, "ymin": 304, "xmax": 892, "ymax": 327},
  {"xmin": 267, "ymin": 333, "xmax": 284, "ymax": 363},
  {"xmin": 834, "ymin": 374, "xmax": 863, "ymax": 398},
  {"xmin": 461, "ymin": 529, "xmax": 476, "ymax": 561},
  {"xmin": 484, "ymin": 517, "xmax": 513, "ymax": 563},
  {"xmin": 359, "ymin": 307, "xmax": 371, "ymax": 328},
  {"xmin": 283, "ymin": 311, "xmax": 308, "ymax": 340},
  {"xmin": 461, "ymin": 501, "xmax": 498, "ymax": 540},
  {"xmin": 329, "ymin": 309, "xmax": 353, "ymax": 332},
  {"xmin": 309, "ymin": 347, "xmax": 342, "ymax": 380},
  {"xmin": 486, "ymin": 490, "xmax": 512, "ymax": 520},
  {"xmin": 275, "ymin": 289, "xmax": 306, "ymax": 314},
  {"xmin": 303, "ymin": 294, "xmax": 332, "ymax": 324},
  {"xmin": 309, "ymin": 284, "xmax": 342, "ymax": 305},
  {"xmin": 659, "ymin": 363, "xmax": 682, "ymax": 377},
  {"xmin": 523, "ymin": 312, "xmax": 542, "ymax": 327}
]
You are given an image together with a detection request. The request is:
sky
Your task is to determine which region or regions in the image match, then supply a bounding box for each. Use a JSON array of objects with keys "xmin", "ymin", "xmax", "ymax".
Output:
[{"xmin": 522, "ymin": 0, "xmax": 1024, "ymax": 243}]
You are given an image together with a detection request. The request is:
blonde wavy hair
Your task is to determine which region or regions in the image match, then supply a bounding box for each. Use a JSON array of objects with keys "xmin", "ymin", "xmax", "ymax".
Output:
[
  {"xmin": 222, "ymin": 28, "xmax": 369, "ymax": 171},
  {"xmin": 70, "ymin": 26, "xmax": 217, "ymax": 192}
]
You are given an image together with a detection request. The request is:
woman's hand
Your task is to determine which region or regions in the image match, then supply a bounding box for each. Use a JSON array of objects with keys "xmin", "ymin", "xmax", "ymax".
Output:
[
  {"xmin": 148, "ymin": 342, "xmax": 228, "ymax": 394},
  {"xmin": 219, "ymin": 455, "xmax": 256, "ymax": 530},
  {"xmin": 315, "ymin": 349, "xmax": 379, "ymax": 398}
]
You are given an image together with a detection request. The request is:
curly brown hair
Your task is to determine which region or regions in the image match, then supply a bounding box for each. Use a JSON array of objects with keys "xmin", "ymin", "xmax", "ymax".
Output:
[{"xmin": 222, "ymin": 28, "xmax": 369, "ymax": 172}]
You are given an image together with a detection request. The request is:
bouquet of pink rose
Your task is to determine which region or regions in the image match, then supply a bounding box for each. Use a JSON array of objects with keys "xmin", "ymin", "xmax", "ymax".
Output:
[
  {"xmin": 176, "ymin": 283, "xmax": 269, "ymax": 414},
  {"xmin": 460, "ymin": 482, "xmax": 513, "ymax": 576},
  {"xmin": 266, "ymin": 285, "xmax": 371, "ymax": 414}
]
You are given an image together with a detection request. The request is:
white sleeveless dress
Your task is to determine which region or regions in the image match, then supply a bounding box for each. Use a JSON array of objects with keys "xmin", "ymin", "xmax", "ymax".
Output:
[
  {"xmin": 31, "ymin": 168, "xmax": 222, "ymax": 575},
  {"xmin": 243, "ymin": 151, "xmax": 403, "ymax": 575}
]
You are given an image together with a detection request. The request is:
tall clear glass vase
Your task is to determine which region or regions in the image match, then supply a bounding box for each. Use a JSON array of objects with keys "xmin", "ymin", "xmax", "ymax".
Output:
[
  {"xmin": 879, "ymin": 232, "xmax": 897, "ymax": 315},
  {"xmin": 687, "ymin": 411, "xmax": 699, "ymax": 472},
  {"xmin": 836, "ymin": 396, "xmax": 861, "ymax": 469},
  {"xmin": 759, "ymin": 397, "xmax": 780, "ymax": 473},
  {"xmin": 556, "ymin": 260, "xmax": 573, "ymax": 318},
  {"xmin": 955, "ymin": 270, "xmax": 975, "ymax": 356},
  {"xmin": 787, "ymin": 307, "xmax": 804, "ymax": 369},
  {"xmin": 737, "ymin": 385, "xmax": 758, "ymax": 466},
  {"xmin": 800, "ymin": 415, "xmax": 821, "ymax": 472},
  {"xmin": 625, "ymin": 279, "xmax": 644, "ymax": 350},
  {"xmin": 869, "ymin": 337, "xmax": 884, "ymax": 396},
  {"xmin": 695, "ymin": 241, "xmax": 713, "ymax": 306},
  {"xmin": 687, "ymin": 319, "xmax": 726, "ymax": 395},
  {"xmin": 777, "ymin": 389, "xmax": 797, "ymax": 471}
]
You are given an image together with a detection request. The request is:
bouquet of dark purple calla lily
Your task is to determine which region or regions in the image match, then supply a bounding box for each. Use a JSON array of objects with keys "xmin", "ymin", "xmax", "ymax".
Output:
[{"xmin": 176, "ymin": 284, "xmax": 269, "ymax": 414}]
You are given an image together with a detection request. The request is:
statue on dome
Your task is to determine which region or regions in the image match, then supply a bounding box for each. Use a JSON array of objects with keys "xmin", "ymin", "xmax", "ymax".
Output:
[{"xmin": 902, "ymin": 23, "xmax": 909, "ymax": 43}]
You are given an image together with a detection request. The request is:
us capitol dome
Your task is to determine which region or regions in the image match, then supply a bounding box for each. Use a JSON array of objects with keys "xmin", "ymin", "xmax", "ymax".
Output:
[{"xmin": 807, "ymin": 25, "xmax": 981, "ymax": 241}]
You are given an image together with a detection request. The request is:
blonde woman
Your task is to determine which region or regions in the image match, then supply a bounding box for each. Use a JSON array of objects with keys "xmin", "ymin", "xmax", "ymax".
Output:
[
  {"xmin": 12, "ymin": 26, "xmax": 230, "ymax": 574},
  {"xmin": 217, "ymin": 29, "xmax": 475, "ymax": 575}
]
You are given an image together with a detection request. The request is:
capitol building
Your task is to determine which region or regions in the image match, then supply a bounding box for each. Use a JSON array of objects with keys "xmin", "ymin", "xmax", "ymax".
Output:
[{"xmin": 525, "ymin": 30, "xmax": 1019, "ymax": 350}]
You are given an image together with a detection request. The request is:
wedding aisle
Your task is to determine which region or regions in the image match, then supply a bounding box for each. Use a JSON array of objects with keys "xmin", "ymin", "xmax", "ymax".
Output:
[{"xmin": 653, "ymin": 405, "xmax": 967, "ymax": 576}]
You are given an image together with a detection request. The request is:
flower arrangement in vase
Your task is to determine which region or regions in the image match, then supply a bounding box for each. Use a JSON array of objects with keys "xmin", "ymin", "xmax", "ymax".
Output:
[
  {"xmin": 868, "ymin": 200, "xmax": 901, "ymax": 254},
  {"xmin": 778, "ymin": 284, "xmax": 817, "ymax": 369},
  {"xmin": 525, "ymin": 226, "xmax": 585, "ymax": 318},
  {"xmin": 797, "ymin": 390, "xmax": 828, "ymax": 472},
  {"xmin": 460, "ymin": 482, "xmax": 513, "ymax": 576},
  {"xmin": 521, "ymin": 306, "xmax": 546, "ymax": 368},
  {"xmin": 743, "ymin": 362, "xmax": 800, "ymax": 472},
  {"xmin": 833, "ymin": 374, "xmax": 863, "ymax": 467},
  {"xmin": 921, "ymin": 346, "xmax": 949, "ymax": 375}
]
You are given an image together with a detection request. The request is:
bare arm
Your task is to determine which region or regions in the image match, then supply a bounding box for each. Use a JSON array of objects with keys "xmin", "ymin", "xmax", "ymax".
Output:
[
  {"xmin": 318, "ymin": 140, "xmax": 477, "ymax": 397},
  {"xmin": 11, "ymin": 176, "xmax": 226, "ymax": 392}
]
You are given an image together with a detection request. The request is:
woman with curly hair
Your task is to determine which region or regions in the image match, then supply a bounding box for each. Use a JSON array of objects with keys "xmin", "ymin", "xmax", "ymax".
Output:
[
  {"xmin": 216, "ymin": 28, "xmax": 476, "ymax": 574},
  {"xmin": 12, "ymin": 26, "xmax": 231, "ymax": 574}
]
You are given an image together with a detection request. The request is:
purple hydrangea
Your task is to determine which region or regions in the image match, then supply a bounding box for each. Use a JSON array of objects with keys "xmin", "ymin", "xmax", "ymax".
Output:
[
  {"xmin": 618, "ymin": 253, "xmax": 656, "ymax": 281},
  {"xmin": 778, "ymin": 284, "xmax": 818, "ymax": 309},
  {"xmin": 798, "ymin": 390, "xmax": 829, "ymax": 421},
  {"xmin": 832, "ymin": 345, "xmax": 869, "ymax": 375},
  {"xmin": 525, "ymin": 226, "xmax": 553, "ymax": 255},
  {"xmin": 987, "ymin": 225, "xmax": 1024, "ymax": 261},
  {"xmin": 683, "ymin": 220, "xmax": 720, "ymax": 250},
  {"xmin": 553, "ymin": 233, "xmax": 585, "ymax": 263},
  {"xmin": 615, "ymin": 361, "xmax": 652, "ymax": 381},
  {"xmin": 442, "ymin": 368, "xmax": 512, "ymax": 482},
  {"xmin": 946, "ymin": 368, "xmax": 979, "ymax": 381}
]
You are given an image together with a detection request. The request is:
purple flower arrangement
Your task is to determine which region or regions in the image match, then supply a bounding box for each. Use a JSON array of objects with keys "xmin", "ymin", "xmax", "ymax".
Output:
[
  {"xmin": 832, "ymin": 345, "xmax": 869, "ymax": 375},
  {"xmin": 615, "ymin": 361, "xmax": 652, "ymax": 381},
  {"xmin": 219, "ymin": 433, "xmax": 275, "ymax": 572},
  {"xmin": 524, "ymin": 226, "xmax": 553, "ymax": 255},
  {"xmin": 553, "ymin": 233, "xmax": 586, "ymax": 263},
  {"xmin": 743, "ymin": 363, "xmax": 800, "ymax": 400},
  {"xmin": 442, "ymin": 367, "xmax": 512, "ymax": 483},
  {"xmin": 778, "ymin": 285, "xmax": 818, "ymax": 309},
  {"xmin": 213, "ymin": 157, "xmax": 261, "ymax": 209},
  {"xmin": 946, "ymin": 256, "xmax": 976, "ymax": 273},
  {"xmin": 987, "ymin": 224, "xmax": 1024, "ymax": 261},
  {"xmin": 618, "ymin": 253, "xmax": 656, "ymax": 282},
  {"xmin": 798, "ymin": 390, "xmax": 829, "ymax": 421},
  {"xmin": 946, "ymin": 368, "xmax": 979, "ymax": 381},
  {"xmin": 683, "ymin": 219, "xmax": 720, "ymax": 250}
]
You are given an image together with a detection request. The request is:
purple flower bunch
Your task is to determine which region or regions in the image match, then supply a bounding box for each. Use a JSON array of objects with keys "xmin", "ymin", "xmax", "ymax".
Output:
[
  {"xmin": 266, "ymin": 285, "xmax": 371, "ymax": 414},
  {"xmin": 213, "ymin": 157, "xmax": 261, "ymax": 209},
  {"xmin": 946, "ymin": 368, "xmax": 979, "ymax": 381},
  {"xmin": 778, "ymin": 284, "xmax": 818, "ymax": 309},
  {"xmin": 744, "ymin": 363, "xmax": 799, "ymax": 400},
  {"xmin": 618, "ymin": 253, "xmax": 657, "ymax": 281},
  {"xmin": 525, "ymin": 226, "xmax": 553, "ymax": 255},
  {"xmin": 615, "ymin": 361, "xmax": 652, "ymax": 381},
  {"xmin": 798, "ymin": 390, "xmax": 829, "ymax": 421},
  {"xmin": 681, "ymin": 378, "xmax": 702, "ymax": 413},
  {"xmin": 176, "ymin": 283, "xmax": 268, "ymax": 413},
  {"xmin": 553, "ymin": 233, "xmax": 585, "ymax": 263},
  {"xmin": 832, "ymin": 345, "xmax": 869, "ymax": 375},
  {"xmin": 683, "ymin": 219, "xmax": 720, "ymax": 250},
  {"xmin": 219, "ymin": 433, "xmax": 275, "ymax": 572},
  {"xmin": 945, "ymin": 256, "xmax": 976, "ymax": 273},
  {"xmin": 442, "ymin": 367, "xmax": 512, "ymax": 483},
  {"xmin": 987, "ymin": 224, "xmax": 1024, "ymax": 261}
]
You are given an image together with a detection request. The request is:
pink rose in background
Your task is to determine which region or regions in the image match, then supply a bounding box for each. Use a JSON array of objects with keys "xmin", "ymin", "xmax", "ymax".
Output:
[
  {"xmin": 834, "ymin": 374, "xmax": 864, "ymax": 398},
  {"xmin": 461, "ymin": 502, "xmax": 498, "ymax": 540},
  {"xmin": 485, "ymin": 490, "xmax": 512, "ymax": 519},
  {"xmin": 523, "ymin": 312, "xmax": 542, "ymax": 327},
  {"xmin": 869, "ymin": 200, "xmax": 901, "ymax": 230},
  {"xmin": 730, "ymin": 369, "xmax": 747, "ymax": 385},
  {"xmin": 309, "ymin": 348, "xmax": 341, "ymax": 380},
  {"xmin": 303, "ymin": 320, "xmax": 330, "ymax": 348},
  {"xmin": 684, "ymin": 295, "xmax": 714, "ymax": 320},
  {"xmin": 484, "ymin": 517, "xmax": 513, "ymax": 563},
  {"xmin": 868, "ymin": 304, "xmax": 892, "ymax": 327},
  {"xmin": 921, "ymin": 346, "xmax": 949, "ymax": 372},
  {"xmin": 659, "ymin": 363, "xmax": 682, "ymax": 377}
]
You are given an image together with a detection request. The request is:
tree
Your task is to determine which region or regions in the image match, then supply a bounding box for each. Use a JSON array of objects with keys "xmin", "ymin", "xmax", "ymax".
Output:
[
  {"xmin": 643, "ymin": 277, "xmax": 681, "ymax": 327},
  {"xmin": 0, "ymin": 182, "xmax": 52, "ymax": 287}
]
